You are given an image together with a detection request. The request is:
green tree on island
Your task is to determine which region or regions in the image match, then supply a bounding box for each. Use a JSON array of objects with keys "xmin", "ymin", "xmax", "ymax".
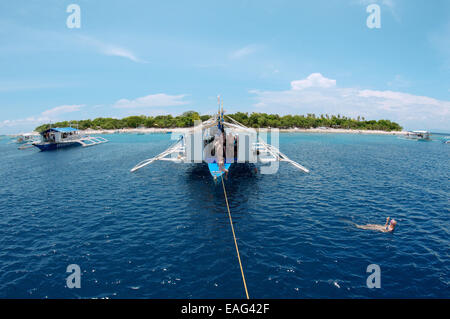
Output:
[{"xmin": 35, "ymin": 112, "xmax": 402, "ymax": 132}]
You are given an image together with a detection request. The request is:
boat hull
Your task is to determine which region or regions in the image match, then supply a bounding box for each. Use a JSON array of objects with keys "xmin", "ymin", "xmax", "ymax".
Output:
[
  {"xmin": 208, "ymin": 163, "xmax": 232, "ymax": 178},
  {"xmin": 33, "ymin": 142, "xmax": 79, "ymax": 151}
]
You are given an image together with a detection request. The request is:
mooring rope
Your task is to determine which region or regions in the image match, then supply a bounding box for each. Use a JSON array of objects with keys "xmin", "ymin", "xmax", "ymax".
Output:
[{"xmin": 221, "ymin": 175, "xmax": 249, "ymax": 299}]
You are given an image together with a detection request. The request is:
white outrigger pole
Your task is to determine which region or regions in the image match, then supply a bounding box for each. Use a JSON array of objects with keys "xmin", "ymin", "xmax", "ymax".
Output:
[
  {"xmin": 130, "ymin": 109, "xmax": 309, "ymax": 175},
  {"xmin": 130, "ymin": 115, "xmax": 219, "ymax": 173},
  {"xmin": 224, "ymin": 114, "xmax": 309, "ymax": 173}
]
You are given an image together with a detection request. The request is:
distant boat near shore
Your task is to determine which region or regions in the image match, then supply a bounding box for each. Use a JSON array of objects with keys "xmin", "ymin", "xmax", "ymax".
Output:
[
  {"xmin": 404, "ymin": 130, "xmax": 431, "ymax": 141},
  {"xmin": 14, "ymin": 133, "xmax": 39, "ymax": 144}
]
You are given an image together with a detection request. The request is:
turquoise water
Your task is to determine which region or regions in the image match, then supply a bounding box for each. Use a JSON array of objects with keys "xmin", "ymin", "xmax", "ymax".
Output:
[{"xmin": 0, "ymin": 133, "xmax": 448, "ymax": 298}]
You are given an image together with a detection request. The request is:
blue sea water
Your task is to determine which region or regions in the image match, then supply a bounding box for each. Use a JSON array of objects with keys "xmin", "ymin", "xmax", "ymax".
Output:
[{"xmin": 0, "ymin": 133, "xmax": 448, "ymax": 298}]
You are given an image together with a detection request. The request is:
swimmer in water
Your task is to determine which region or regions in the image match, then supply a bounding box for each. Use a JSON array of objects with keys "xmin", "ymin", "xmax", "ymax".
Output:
[{"xmin": 355, "ymin": 217, "xmax": 397, "ymax": 233}]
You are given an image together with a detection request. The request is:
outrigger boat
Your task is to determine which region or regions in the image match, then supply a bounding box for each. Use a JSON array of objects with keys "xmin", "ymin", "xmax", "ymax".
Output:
[
  {"xmin": 32, "ymin": 127, "xmax": 108, "ymax": 151},
  {"xmin": 12, "ymin": 133, "xmax": 40, "ymax": 150},
  {"xmin": 131, "ymin": 101, "xmax": 309, "ymax": 179},
  {"xmin": 405, "ymin": 130, "xmax": 431, "ymax": 141},
  {"xmin": 14, "ymin": 133, "xmax": 39, "ymax": 144}
]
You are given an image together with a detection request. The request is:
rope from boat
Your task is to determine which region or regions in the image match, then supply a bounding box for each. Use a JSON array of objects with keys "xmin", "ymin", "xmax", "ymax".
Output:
[{"xmin": 221, "ymin": 175, "xmax": 249, "ymax": 299}]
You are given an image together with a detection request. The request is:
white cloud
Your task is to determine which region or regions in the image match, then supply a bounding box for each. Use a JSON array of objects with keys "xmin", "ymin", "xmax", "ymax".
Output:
[
  {"xmin": 0, "ymin": 94, "xmax": 189, "ymax": 133},
  {"xmin": 0, "ymin": 22, "xmax": 147, "ymax": 64},
  {"xmin": 230, "ymin": 44, "xmax": 259, "ymax": 59},
  {"xmin": 1, "ymin": 116, "xmax": 49, "ymax": 128},
  {"xmin": 77, "ymin": 35, "xmax": 147, "ymax": 63},
  {"xmin": 0, "ymin": 116, "xmax": 52, "ymax": 134},
  {"xmin": 291, "ymin": 73, "xmax": 336, "ymax": 90},
  {"xmin": 0, "ymin": 104, "xmax": 84, "ymax": 133},
  {"xmin": 41, "ymin": 104, "xmax": 84, "ymax": 117},
  {"xmin": 113, "ymin": 93, "xmax": 188, "ymax": 109},
  {"xmin": 250, "ymin": 73, "xmax": 450, "ymax": 130},
  {"xmin": 101, "ymin": 46, "xmax": 143, "ymax": 63}
]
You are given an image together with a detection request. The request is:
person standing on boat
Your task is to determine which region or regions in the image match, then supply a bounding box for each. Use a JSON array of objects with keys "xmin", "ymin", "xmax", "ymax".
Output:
[
  {"xmin": 225, "ymin": 132, "xmax": 235, "ymax": 163},
  {"xmin": 214, "ymin": 131, "xmax": 228, "ymax": 178},
  {"xmin": 355, "ymin": 217, "xmax": 397, "ymax": 233}
]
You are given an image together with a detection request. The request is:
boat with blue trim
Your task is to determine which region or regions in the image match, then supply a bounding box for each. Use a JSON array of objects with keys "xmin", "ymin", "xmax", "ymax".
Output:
[
  {"xmin": 130, "ymin": 97, "xmax": 309, "ymax": 180},
  {"xmin": 32, "ymin": 127, "xmax": 108, "ymax": 151}
]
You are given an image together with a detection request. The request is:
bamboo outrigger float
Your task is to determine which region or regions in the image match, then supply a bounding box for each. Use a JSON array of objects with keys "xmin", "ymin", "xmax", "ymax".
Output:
[{"xmin": 131, "ymin": 98, "xmax": 309, "ymax": 178}]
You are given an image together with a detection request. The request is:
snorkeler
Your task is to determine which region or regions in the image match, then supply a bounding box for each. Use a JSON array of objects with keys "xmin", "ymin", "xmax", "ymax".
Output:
[{"xmin": 355, "ymin": 217, "xmax": 397, "ymax": 233}]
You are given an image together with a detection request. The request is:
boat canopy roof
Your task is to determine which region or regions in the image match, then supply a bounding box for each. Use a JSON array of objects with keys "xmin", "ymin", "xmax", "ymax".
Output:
[
  {"xmin": 42, "ymin": 127, "xmax": 78, "ymax": 134},
  {"xmin": 412, "ymin": 130, "xmax": 429, "ymax": 134}
]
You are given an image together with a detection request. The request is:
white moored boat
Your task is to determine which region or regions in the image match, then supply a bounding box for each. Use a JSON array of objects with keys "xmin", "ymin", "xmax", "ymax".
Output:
[
  {"xmin": 14, "ymin": 133, "xmax": 39, "ymax": 144},
  {"xmin": 405, "ymin": 130, "xmax": 431, "ymax": 141},
  {"xmin": 131, "ymin": 99, "xmax": 309, "ymax": 179},
  {"xmin": 32, "ymin": 127, "xmax": 108, "ymax": 151}
]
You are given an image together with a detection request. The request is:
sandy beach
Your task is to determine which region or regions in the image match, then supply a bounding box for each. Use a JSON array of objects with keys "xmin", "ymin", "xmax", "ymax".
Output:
[
  {"xmin": 9, "ymin": 127, "xmax": 408, "ymax": 137},
  {"xmin": 78, "ymin": 127, "xmax": 409, "ymax": 136}
]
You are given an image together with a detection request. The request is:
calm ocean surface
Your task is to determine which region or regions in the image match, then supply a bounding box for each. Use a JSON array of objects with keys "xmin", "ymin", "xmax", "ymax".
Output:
[{"xmin": 0, "ymin": 133, "xmax": 448, "ymax": 298}]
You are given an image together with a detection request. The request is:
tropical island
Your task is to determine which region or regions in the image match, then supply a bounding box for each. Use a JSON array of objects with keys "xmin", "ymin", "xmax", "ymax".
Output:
[{"xmin": 35, "ymin": 111, "xmax": 403, "ymax": 133}]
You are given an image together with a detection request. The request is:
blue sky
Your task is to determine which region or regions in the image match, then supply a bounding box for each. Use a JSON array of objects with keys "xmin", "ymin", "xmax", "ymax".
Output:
[{"xmin": 0, "ymin": 0, "xmax": 449, "ymax": 133}]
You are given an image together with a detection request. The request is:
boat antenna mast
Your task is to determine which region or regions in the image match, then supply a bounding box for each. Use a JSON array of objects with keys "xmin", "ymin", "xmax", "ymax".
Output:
[
  {"xmin": 217, "ymin": 95, "xmax": 221, "ymax": 118},
  {"xmin": 217, "ymin": 95, "xmax": 224, "ymax": 130}
]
